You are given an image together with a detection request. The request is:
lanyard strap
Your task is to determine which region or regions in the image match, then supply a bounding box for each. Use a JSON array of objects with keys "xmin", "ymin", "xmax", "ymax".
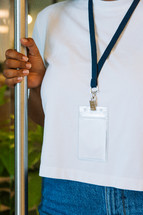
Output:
[{"xmin": 88, "ymin": 0, "xmax": 140, "ymax": 89}]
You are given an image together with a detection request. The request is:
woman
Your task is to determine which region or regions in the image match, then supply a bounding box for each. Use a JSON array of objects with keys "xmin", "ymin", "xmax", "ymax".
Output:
[{"xmin": 3, "ymin": 0, "xmax": 143, "ymax": 214}]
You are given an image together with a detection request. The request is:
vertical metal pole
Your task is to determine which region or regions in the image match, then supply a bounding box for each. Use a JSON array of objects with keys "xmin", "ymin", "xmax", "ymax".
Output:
[{"xmin": 14, "ymin": 0, "xmax": 28, "ymax": 214}]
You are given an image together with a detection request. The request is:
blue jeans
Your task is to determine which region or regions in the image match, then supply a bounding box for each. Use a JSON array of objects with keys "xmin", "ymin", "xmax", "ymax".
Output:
[{"xmin": 38, "ymin": 177, "xmax": 143, "ymax": 215}]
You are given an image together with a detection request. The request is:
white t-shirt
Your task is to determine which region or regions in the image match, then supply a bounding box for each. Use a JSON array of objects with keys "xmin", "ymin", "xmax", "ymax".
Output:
[{"xmin": 32, "ymin": 0, "xmax": 143, "ymax": 191}]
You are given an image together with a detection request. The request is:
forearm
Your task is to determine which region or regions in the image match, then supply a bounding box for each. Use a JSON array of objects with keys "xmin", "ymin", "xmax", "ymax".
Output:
[{"xmin": 28, "ymin": 86, "xmax": 44, "ymax": 127}]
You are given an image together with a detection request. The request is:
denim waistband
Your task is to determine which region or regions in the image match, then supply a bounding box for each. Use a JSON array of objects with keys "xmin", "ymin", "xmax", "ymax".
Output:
[{"xmin": 38, "ymin": 177, "xmax": 143, "ymax": 215}]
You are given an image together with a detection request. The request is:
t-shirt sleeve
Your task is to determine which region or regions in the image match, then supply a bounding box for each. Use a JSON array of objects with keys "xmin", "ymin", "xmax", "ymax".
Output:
[{"xmin": 32, "ymin": 14, "xmax": 47, "ymax": 67}]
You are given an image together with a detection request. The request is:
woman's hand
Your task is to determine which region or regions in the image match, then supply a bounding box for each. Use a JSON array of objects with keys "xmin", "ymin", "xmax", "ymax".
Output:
[{"xmin": 3, "ymin": 38, "xmax": 46, "ymax": 88}]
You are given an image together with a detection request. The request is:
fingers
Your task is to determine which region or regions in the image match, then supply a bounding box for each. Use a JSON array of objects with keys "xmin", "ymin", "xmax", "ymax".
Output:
[
  {"xmin": 4, "ymin": 49, "xmax": 31, "ymax": 88},
  {"xmin": 4, "ymin": 49, "xmax": 30, "ymax": 73},
  {"xmin": 5, "ymin": 49, "xmax": 28, "ymax": 61},
  {"xmin": 3, "ymin": 68, "xmax": 29, "ymax": 88},
  {"xmin": 4, "ymin": 38, "xmax": 42, "ymax": 88},
  {"xmin": 20, "ymin": 38, "xmax": 40, "ymax": 56},
  {"xmin": 4, "ymin": 58, "xmax": 32, "ymax": 69},
  {"xmin": 5, "ymin": 37, "xmax": 39, "ymax": 60},
  {"xmin": 5, "ymin": 77, "xmax": 23, "ymax": 88},
  {"xmin": 3, "ymin": 69, "xmax": 29, "ymax": 79}
]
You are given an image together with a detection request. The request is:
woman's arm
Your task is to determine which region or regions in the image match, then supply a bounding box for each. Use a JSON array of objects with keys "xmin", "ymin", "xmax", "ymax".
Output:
[{"xmin": 28, "ymin": 87, "xmax": 44, "ymax": 127}]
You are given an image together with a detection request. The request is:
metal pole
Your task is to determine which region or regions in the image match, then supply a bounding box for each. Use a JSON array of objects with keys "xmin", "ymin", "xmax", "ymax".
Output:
[{"xmin": 14, "ymin": 0, "xmax": 28, "ymax": 214}]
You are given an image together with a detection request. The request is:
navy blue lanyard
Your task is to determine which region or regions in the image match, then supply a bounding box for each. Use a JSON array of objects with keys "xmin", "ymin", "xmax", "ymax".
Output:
[{"xmin": 88, "ymin": 0, "xmax": 140, "ymax": 89}]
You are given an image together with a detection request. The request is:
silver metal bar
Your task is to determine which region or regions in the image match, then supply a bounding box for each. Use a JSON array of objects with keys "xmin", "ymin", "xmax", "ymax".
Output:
[{"xmin": 14, "ymin": 0, "xmax": 28, "ymax": 214}]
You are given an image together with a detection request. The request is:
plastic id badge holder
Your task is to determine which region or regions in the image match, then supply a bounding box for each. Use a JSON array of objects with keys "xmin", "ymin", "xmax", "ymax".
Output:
[{"xmin": 78, "ymin": 106, "xmax": 108, "ymax": 161}]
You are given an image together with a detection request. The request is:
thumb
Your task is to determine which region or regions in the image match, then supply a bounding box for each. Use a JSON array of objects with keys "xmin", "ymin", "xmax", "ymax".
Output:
[{"xmin": 20, "ymin": 37, "xmax": 40, "ymax": 56}]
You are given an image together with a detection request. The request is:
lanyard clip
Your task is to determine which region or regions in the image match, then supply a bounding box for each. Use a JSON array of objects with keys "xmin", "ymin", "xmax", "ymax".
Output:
[{"xmin": 90, "ymin": 87, "xmax": 98, "ymax": 110}]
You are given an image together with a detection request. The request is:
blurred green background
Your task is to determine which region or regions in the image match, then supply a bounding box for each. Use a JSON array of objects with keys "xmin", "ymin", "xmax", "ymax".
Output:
[{"xmin": 0, "ymin": 0, "xmax": 63, "ymax": 214}]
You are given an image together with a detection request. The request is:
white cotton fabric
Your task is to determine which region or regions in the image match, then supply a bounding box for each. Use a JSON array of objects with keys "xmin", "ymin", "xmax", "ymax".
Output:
[{"xmin": 32, "ymin": 0, "xmax": 143, "ymax": 191}]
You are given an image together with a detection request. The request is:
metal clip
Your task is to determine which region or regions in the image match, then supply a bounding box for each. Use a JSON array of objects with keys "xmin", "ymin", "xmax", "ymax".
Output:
[{"xmin": 90, "ymin": 88, "xmax": 98, "ymax": 110}]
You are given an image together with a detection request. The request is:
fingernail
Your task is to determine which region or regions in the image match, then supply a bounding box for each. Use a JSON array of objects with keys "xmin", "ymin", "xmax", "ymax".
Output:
[
  {"xmin": 23, "ymin": 70, "xmax": 29, "ymax": 74},
  {"xmin": 26, "ymin": 63, "xmax": 32, "ymax": 69},
  {"xmin": 21, "ymin": 38, "xmax": 28, "ymax": 42},
  {"xmin": 17, "ymin": 77, "xmax": 23, "ymax": 81},
  {"xmin": 22, "ymin": 56, "xmax": 28, "ymax": 62}
]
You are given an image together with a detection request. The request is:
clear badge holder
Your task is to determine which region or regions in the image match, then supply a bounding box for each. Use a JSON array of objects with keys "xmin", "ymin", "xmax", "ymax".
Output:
[{"xmin": 78, "ymin": 88, "xmax": 108, "ymax": 161}]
